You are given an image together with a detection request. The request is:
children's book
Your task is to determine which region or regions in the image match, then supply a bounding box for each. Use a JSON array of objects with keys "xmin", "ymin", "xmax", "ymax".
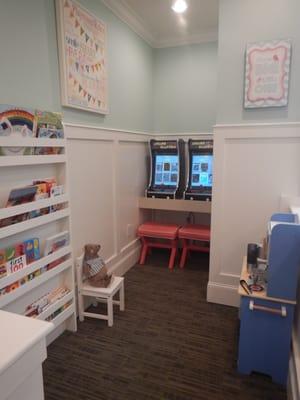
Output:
[
  {"xmin": 44, "ymin": 231, "xmax": 69, "ymax": 256},
  {"xmin": 0, "ymin": 105, "xmax": 36, "ymax": 156},
  {"xmin": 34, "ymin": 110, "xmax": 64, "ymax": 155},
  {"xmin": 35, "ymin": 110, "xmax": 64, "ymax": 138},
  {"xmin": 23, "ymin": 238, "xmax": 40, "ymax": 264},
  {"xmin": 6, "ymin": 255, "xmax": 27, "ymax": 274},
  {"xmin": 50, "ymin": 185, "xmax": 64, "ymax": 212},
  {"xmin": 5, "ymin": 243, "xmax": 24, "ymax": 262},
  {"xmin": 6, "ymin": 185, "xmax": 37, "ymax": 207}
]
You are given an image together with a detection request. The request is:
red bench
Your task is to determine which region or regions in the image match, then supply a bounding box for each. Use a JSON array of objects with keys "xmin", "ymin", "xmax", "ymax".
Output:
[
  {"xmin": 137, "ymin": 222, "xmax": 180, "ymax": 270},
  {"xmin": 178, "ymin": 224, "xmax": 210, "ymax": 268}
]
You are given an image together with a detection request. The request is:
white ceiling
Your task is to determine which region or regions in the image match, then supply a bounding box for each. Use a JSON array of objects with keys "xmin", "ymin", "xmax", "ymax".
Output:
[{"xmin": 102, "ymin": 0, "xmax": 219, "ymax": 48}]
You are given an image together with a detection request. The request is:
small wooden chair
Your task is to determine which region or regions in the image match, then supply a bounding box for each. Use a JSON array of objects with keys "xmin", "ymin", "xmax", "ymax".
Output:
[
  {"xmin": 76, "ymin": 255, "xmax": 125, "ymax": 327},
  {"xmin": 178, "ymin": 224, "xmax": 210, "ymax": 268},
  {"xmin": 137, "ymin": 221, "xmax": 180, "ymax": 270}
]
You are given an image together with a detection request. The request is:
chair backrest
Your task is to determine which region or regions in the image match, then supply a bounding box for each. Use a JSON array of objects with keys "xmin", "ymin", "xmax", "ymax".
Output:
[{"xmin": 76, "ymin": 254, "xmax": 84, "ymax": 289}]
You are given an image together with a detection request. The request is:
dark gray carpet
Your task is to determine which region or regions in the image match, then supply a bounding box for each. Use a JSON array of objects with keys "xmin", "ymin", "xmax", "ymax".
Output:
[{"xmin": 43, "ymin": 251, "xmax": 287, "ymax": 400}]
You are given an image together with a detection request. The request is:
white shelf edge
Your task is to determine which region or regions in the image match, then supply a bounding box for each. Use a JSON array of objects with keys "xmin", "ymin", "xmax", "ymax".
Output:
[
  {"xmin": 36, "ymin": 291, "xmax": 74, "ymax": 321},
  {"xmin": 0, "ymin": 138, "xmax": 66, "ymax": 147},
  {"xmin": 0, "ymin": 245, "xmax": 72, "ymax": 289},
  {"xmin": 0, "ymin": 259, "xmax": 73, "ymax": 308},
  {"xmin": 0, "ymin": 194, "xmax": 69, "ymax": 220},
  {"xmin": 49, "ymin": 303, "xmax": 75, "ymax": 329},
  {"xmin": 0, "ymin": 155, "xmax": 67, "ymax": 167},
  {"xmin": 0, "ymin": 208, "xmax": 70, "ymax": 239}
]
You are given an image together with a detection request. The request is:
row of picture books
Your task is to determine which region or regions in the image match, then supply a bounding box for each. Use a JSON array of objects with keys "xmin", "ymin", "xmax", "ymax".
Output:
[
  {"xmin": 0, "ymin": 177, "xmax": 64, "ymax": 228},
  {"xmin": 24, "ymin": 286, "xmax": 71, "ymax": 318},
  {"xmin": 0, "ymin": 104, "xmax": 64, "ymax": 156},
  {"xmin": 0, "ymin": 231, "xmax": 69, "ymax": 297}
]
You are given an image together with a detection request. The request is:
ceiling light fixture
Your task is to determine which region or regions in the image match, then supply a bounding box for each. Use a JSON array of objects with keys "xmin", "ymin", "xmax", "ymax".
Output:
[{"xmin": 172, "ymin": 0, "xmax": 188, "ymax": 14}]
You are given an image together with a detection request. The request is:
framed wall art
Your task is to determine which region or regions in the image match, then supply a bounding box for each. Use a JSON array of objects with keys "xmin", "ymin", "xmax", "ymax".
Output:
[
  {"xmin": 244, "ymin": 39, "xmax": 291, "ymax": 108},
  {"xmin": 56, "ymin": 0, "xmax": 108, "ymax": 114}
]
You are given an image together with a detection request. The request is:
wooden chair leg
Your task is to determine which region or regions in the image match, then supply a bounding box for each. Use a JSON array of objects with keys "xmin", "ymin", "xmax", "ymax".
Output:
[
  {"xmin": 107, "ymin": 297, "xmax": 113, "ymax": 327},
  {"xmin": 119, "ymin": 283, "xmax": 125, "ymax": 311},
  {"xmin": 139, "ymin": 237, "xmax": 148, "ymax": 264},
  {"xmin": 169, "ymin": 239, "xmax": 177, "ymax": 270},
  {"xmin": 78, "ymin": 293, "xmax": 85, "ymax": 322},
  {"xmin": 180, "ymin": 239, "xmax": 188, "ymax": 269}
]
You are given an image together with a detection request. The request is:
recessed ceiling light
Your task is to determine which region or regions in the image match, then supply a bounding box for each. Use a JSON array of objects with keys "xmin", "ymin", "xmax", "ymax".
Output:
[{"xmin": 172, "ymin": 0, "xmax": 188, "ymax": 14}]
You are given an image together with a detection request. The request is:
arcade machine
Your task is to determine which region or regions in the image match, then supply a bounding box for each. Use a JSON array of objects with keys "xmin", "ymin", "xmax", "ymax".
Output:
[
  {"xmin": 146, "ymin": 139, "xmax": 185, "ymax": 199},
  {"xmin": 184, "ymin": 139, "xmax": 213, "ymax": 201}
]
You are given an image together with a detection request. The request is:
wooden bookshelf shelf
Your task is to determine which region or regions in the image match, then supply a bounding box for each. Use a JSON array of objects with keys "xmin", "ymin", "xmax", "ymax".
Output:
[
  {"xmin": 0, "ymin": 138, "xmax": 66, "ymax": 147},
  {"xmin": 36, "ymin": 290, "xmax": 74, "ymax": 322},
  {"xmin": 50, "ymin": 303, "xmax": 75, "ymax": 329},
  {"xmin": 0, "ymin": 132, "xmax": 77, "ymax": 343},
  {"xmin": 0, "ymin": 194, "xmax": 69, "ymax": 220},
  {"xmin": 0, "ymin": 155, "xmax": 67, "ymax": 167},
  {"xmin": 0, "ymin": 245, "xmax": 72, "ymax": 290},
  {"xmin": 0, "ymin": 259, "xmax": 72, "ymax": 309},
  {"xmin": 0, "ymin": 208, "xmax": 70, "ymax": 239}
]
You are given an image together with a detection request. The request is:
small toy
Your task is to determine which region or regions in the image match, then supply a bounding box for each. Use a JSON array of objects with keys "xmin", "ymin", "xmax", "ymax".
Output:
[{"xmin": 83, "ymin": 244, "xmax": 111, "ymax": 288}]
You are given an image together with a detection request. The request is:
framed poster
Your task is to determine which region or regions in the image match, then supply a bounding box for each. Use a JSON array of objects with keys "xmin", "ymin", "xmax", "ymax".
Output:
[
  {"xmin": 244, "ymin": 39, "xmax": 291, "ymax": 108},
  {"xmin": 55, "ymin": 0, "xmax": 108, "ymax": 114}
]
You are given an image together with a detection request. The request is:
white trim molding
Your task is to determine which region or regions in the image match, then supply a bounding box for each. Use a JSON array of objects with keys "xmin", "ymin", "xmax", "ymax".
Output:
[
  {"xmin": 101, "ymin": 0, "xmax": 217, "ymax": 48},
  {"xmin": 207, "ymin": 282, "xmax": 240, "ymax": 307},
  {"xmin": 155, "ymin": 31, "xmax": 218, "ymax": 49},
  {"xmin": 101, "ymin": 0, "xmax": 156, "ymax": 47}
]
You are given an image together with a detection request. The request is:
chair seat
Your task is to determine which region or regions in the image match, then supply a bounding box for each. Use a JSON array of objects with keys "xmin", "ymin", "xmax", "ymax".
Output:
[
  {"xmin": 178, "ymin": 224, "xmax": 210, "ymax": 241},
  {"xmin": 81, "ymin": 276, "xmax": 124, "ymax": 297},
  {"xmin": 137, "ymin": 221, "xmax": 180, "ymax": 239}
]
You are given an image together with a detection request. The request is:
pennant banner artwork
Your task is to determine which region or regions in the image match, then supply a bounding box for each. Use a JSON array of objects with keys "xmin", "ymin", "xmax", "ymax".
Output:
[{"xmin": 56, "ymin": 0, "xmax": 108, "ymax": 114}]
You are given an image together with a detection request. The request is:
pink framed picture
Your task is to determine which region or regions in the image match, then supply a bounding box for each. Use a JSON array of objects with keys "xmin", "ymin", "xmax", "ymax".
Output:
[{"xmin": 244, "ymin": 39, "xmax": 291, "ymax": 108}]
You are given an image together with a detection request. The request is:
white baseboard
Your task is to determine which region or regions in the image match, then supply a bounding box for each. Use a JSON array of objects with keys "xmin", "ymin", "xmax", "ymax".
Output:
[
  {"xmin": 207, "ymin": 281, "xmax": 240, "ymax": 307},
  {"xmin": 109, "ymin": 244, "xmax": 141, "ymax": 276}
]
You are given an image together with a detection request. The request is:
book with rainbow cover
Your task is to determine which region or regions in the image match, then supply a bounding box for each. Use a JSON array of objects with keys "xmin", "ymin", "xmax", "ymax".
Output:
[{"xmin": 0, "ymin": 105, "xmax": 36, "ymax": 155}]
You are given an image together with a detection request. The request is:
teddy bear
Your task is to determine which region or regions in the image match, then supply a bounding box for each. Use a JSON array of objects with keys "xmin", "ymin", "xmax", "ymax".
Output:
[{"xmin": 83, "ymin": 244, "xmax": 112, "ymax": 288}]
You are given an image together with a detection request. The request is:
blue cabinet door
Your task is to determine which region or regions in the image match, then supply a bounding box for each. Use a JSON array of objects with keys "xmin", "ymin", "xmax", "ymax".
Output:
[{"xmin": 238, "ymin": 296, "xmax": 294, "ymax": 385}]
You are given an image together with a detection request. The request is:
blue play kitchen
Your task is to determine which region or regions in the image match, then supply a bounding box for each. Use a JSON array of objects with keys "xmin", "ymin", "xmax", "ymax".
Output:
[{"xmin": 238, "ymin": 212, "xmax": 300, "ymax": 385}]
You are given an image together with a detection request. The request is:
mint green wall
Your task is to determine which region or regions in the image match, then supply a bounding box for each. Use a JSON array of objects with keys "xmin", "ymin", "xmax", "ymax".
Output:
[
  {"xmin": 0, "ymin": 0, "xmax": 153, "ymax": 132},
  {"xmin": 217, "ymin": 0, "xmax": 300, "ymax": 124},
  {"xmin": 153, "ymin": 43, "xmax": 218, "ymax": 133}
]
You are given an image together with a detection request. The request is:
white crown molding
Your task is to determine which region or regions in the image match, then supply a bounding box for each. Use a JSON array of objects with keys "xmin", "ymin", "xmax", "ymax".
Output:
[
  {"xmin": 101, "ymin": 0, "xmax": 218, "ymax": 48},
  {"xmin": 154, "ymin": 31, "xmax": 218, "ymax": 48},
  {"xmin": 101, "ymin": 0, "xmax": 156, "ymax": 47}
]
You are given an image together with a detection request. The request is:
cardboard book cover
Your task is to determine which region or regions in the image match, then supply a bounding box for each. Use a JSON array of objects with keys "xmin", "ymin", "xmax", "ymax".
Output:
[
  {"xmin": 34, "ymin": 110, "xmax": 64, "ymax": 155},
  {"xmin": 44, "ymin": 231, "xmax": 69, "ymax": 256},
  {"xmin": 23, "ymin": 238, "xmax": 40, "ymax": 264},
  {"xmin": 0, "ymin": 105, "xmax": 36, "ymax": 156},
  {"xmin": 44, "ymin": 231, "xmax": 70, "ymax": 270},
  {"xmin": 35, "ymin": 110, "xmax": 64, "ymax": 138}
]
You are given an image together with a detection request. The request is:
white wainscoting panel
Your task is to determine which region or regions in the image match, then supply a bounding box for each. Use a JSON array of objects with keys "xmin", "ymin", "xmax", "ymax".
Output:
[
  {"xmin": 208, "ymin": 123, "xmax": 300, "ymax": 306},
  {"xmin": 65, "ymin": 123, "xmax": 150, "ymax": 275}
]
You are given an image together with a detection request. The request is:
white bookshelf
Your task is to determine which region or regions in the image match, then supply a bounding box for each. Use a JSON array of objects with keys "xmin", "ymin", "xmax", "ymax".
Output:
[{"xmin": 0, "ymin": 135, "xmax": 77, "ymax": 343}]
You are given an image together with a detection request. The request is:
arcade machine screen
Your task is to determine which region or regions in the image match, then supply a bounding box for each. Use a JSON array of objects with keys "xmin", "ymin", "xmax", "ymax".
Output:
[
  {"xmin": 154, "ymin": 155, "xmax": 179, "ymax": 187},
  {"xmin": 190, "ymin": 154, "xmax": 213, "ymax": 188},
  {"xmin": 184, "ymin": 139, "xmax": 214, "ymax": 201},
  {"xmin": 146, "ymin": 139, "xmax": 185, "ymax": 198}
]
